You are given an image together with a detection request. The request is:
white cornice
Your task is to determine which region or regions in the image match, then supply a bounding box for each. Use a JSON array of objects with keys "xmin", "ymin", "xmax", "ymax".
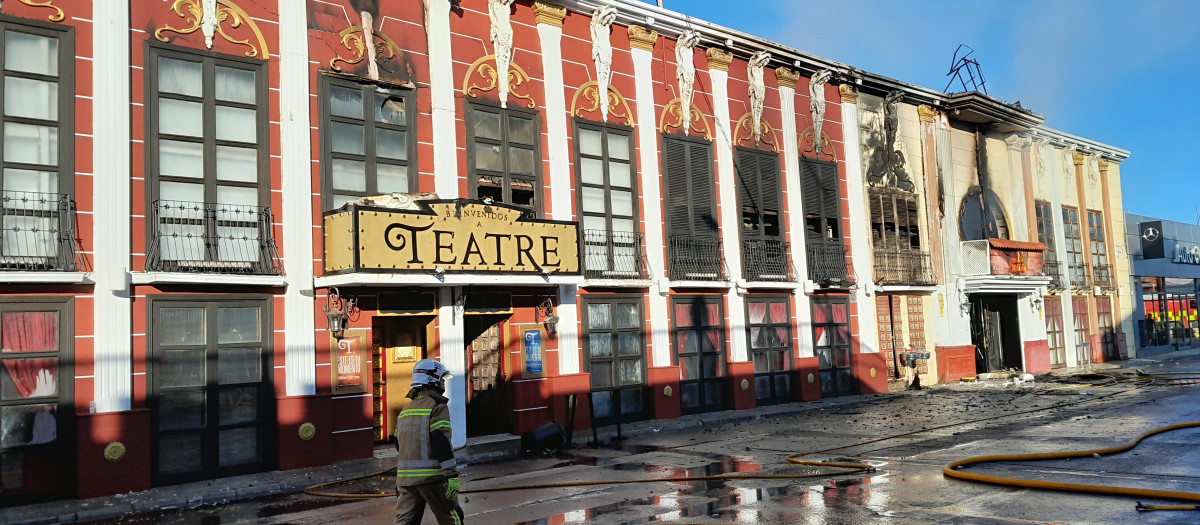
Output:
[
  {"xmin": 130, "ymin": 272, "xmax": 288, "ymax": 287},
  {"xmin": 0, "ymin": 272, "xmax": 93, "ymax": 284},
  {"xmin": 1030, "ymin": 125, "xmax": 1131, "ymax": 162}
]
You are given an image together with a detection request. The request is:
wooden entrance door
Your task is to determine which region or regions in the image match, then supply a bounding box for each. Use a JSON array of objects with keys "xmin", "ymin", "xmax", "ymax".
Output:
[
  {"xmin": 813, "ymin": 297, "xmax": 854, "ymax": 397},
  {"xmin": 372, "ymin": 318, "xmax": 427, "ymax": 442},
  {"xmin": 466, "ymin": 315, "xmax": 509, "ymax": 436}
]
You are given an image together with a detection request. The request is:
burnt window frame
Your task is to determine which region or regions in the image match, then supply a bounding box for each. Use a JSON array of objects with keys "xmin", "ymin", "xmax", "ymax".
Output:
[
  {"xmin": 579, "ymin": 294, "xmax": 648, "ymax": 425},
  {"xmin": 319, "ymin": 74, "xmax": 417, "ymax": 211},
  {"xmin": 465, "ymin": 102, "xmax": 543, "ymax": 218},
  {"xmin": 1035, "ymin": 200, "xmax": 1056, "ymax": 252},
  {"xmin": 0, "ymin": 17, "xmax": 75, "ymax": 267},
  {"xmin": 868, "ymin": 188, "xmax": 921, "ymax": 251},
  {"xmin": 734, "ymin": 147, "xmax": 783, "ymax": 242}
]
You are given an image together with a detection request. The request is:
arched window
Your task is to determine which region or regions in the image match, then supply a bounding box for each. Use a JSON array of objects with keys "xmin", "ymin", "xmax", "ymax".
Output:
[{"xmin": 958, "ymin": 186, "xmax": 1009, "ymax": 240}]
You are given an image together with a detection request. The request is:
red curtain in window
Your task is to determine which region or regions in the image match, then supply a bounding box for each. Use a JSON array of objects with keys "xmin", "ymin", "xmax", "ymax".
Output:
[
  {"xmin": 813, "ymin": 303, "xmax": 829, "ymax": 347},
  {"xmin": 2, "ymin": 312, "xmax": 58, "ymax": 398}
]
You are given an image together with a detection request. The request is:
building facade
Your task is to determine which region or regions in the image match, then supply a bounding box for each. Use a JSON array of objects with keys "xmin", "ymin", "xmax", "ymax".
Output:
[
  {"xmin": 1126, "ymin": 214, "xmax": 1200, "ymax": 355},
  {"xmin": 0, "ymin": 0, "xmax": 1131, "ymax": 504}
]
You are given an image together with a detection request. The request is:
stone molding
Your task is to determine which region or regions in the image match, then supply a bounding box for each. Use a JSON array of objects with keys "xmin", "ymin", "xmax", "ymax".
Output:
[
  {"xmin": 706, "ymin": 47, "xmax": 733, "ymax": 71},
  {"xmin": 531, "ymin": 1, "xmax": 566, "ymax": 27},
  {"xmin": 627, "ymin": 25, "xmax": 657, "ymax": 51}
]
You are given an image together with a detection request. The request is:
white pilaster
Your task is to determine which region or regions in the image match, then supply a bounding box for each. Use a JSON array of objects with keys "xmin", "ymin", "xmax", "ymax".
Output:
[
  {"xmin": 557, "ymin": 286, "xmax": 580, "ymax": 374},
  {"xmin": 631, "ymin": 46, "xmax": 672, "ymax": 367},
  {"xmin": 936, "ymin": 124, "xmax": 971, "ymax": 346},
  {"xmin": 708, "ymin": 68, "xmax": 748, "ymax": 363},
  {"xmin": 841, "ymin": 97, "xmax": 878, "ymax": 354},
  {"xmin": 778, "ymin": 85, "xmax": 813, "ymax": 358},
  {"xmin": 279, "ymin": 0, "xmax": 316, "ymax": 396},
  {"xmin": 536, "ymin": 17, "xmax": 579, "ymax": 374},
  {"xmin": 423, "ymin": 0, "xmax": 459, "ymax": 198},
  {"xmin": 93, "ymin": 0, "xmax": 132, "ymax": 413},
  {"xmin": 1047, "ymin": 145, "xmax": 1077, "ymax": 367},
  {"xmin": 538, "ymin": 22, "xmax": 571, "ymax": 222},
  {"xmin": 439, "ymin": 287, "xmax": 467, "ymax": 448}
]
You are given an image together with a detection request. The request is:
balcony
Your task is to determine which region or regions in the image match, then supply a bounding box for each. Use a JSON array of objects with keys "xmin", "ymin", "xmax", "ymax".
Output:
[
  {"xmin": 958, "ymin": 239, "xmax": 1051, "ymax": 294},
  {"xmin": 582, "ymin": 229, "xmax": 648, "ymax": 280},
  {"xmin": 873, "ymin": 249, "xmax": 935, "ymax": 286},
  {"xmin": 1044, "ymin": 259, "xmax": 1065, "ymax": 290},
  {"xmin": 145, "ymin": 200, "xmax": 282, "ymax": 275},
  {"xmin": 1092, "ymin": 263, "xmax": 1114, "ymax": 289},
  {"xmin": 667, "ymin": 234, "xmax": 726, "ymax": 281},
  {"xmin": 741, "ymin": 239, "xmax": 794, "ymax": 282},
  {"xmin": 0, "ymin": 190, "xmax": 85, "ymax": 272},
  {"xmin": 806, "ymin": 242, "xmax": 852, "ymax": 286},
  {"xmin": 1068, "ymin": 262, "xmax": 1091, "ymax": 289}
]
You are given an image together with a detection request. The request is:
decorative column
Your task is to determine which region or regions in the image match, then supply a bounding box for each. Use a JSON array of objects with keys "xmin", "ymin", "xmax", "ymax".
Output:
[
  {"xmin": 705, "ymin": 47, "xmax": 749, "ymax": 363},
  {"xmin": 438, "ymin": 287, "xmax": 466, "ymax": 448},
  {"xmin": 425, "ymin": 0, "xmax": 465, "ymax": 446},
  {"xmin": 776, "ymin": 67, "xmax": 813, "ymax": 359},
  {"xmin": 532, "ymin": 2, "xmax": 580, "ymax": 375},
  {"xmin": 839, "ymin": 84, "xmax": 879, "ymax": 355},
  {"xmin": 917, "ymin": 105, "xmax": 944, "ymax": 281},
  {"xmin": 1052, "ymin": 145, "xmax": 1078, "ymax": 366},
  {"xmin": 280, "ymin": 0, "xmax": 316, "ymax": 396},
  {"xmin": 94, "ymin": 0, "xmax": 132, "ymax": 412},
  {"xmin": 1009, "ymin": 134, "xmax": 1037, "ymax": 243},
  {"xmin": 1073, "ymin": 150, "xmax": 1099, "ymax": 358},
  {"xmin": 628, "ymin": 26, "xmax": 672, "ymax": 367},
  {"xmin": 422, "ymin": 0, "xmax": 459, "ymax": 198}
]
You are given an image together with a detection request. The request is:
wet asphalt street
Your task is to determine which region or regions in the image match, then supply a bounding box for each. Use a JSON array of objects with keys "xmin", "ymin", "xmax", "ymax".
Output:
[{"xmin": 83, "ymin": 356, "xmax": 1200, "ymax": 524}]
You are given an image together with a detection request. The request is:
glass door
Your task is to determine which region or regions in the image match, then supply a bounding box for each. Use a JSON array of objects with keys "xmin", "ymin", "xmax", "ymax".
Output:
[
  {"xmin": 151, "ymin": 299, "xmax": 271, "ymax": 485},
  {"xmin": 672, "ymin": 297, "xmax": 726, "ymax": 413},
  {"xmin": 582, "ymin": 298, "xmax": 647, "ymax": 425},
  {"xmin": 747, "ymin": 297, "xmax": 792, "ymax": 405},
  {"xmin": 813, "ymin": 297, "xmax": 854, "ymax": 397}
]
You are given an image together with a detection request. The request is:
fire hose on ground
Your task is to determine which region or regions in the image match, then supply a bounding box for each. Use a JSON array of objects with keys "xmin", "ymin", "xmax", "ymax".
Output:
[{"xmin": 303, "ymin": 371, "xmax": 1200, "ymax": 511}]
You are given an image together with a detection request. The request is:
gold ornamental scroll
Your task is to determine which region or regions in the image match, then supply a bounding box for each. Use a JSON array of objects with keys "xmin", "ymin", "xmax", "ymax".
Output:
[{"xmin": 325, "ymin": 200, "xmax": 579, "ymax": 274}]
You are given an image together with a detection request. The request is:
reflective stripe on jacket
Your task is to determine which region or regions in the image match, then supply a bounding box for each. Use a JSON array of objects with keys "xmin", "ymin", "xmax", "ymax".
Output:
[{"xmin": 395, "ymin": 390, "xmax": 457, "ymax": 486}]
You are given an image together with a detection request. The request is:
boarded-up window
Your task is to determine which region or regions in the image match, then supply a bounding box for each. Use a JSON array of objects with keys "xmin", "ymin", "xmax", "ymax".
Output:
[{"xmin": 869, "ymin": 190, "xmax": 920, "ymax": 251}]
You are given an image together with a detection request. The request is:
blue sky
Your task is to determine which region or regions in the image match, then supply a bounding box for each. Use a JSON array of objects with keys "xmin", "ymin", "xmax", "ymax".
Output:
[{"xmin": 652, "ymin": 0, "xmax": 1200, "ymax": 224}]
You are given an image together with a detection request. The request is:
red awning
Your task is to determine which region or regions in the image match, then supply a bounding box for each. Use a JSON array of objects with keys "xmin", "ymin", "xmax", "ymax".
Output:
[{"xmin": 988, "ymin": 238, "xmax": 1046, "ymax": 251}]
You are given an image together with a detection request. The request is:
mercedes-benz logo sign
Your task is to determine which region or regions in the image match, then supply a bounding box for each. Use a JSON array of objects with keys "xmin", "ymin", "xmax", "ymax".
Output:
[{"xmin": 1143, "ymin": 227, "xmax": 1161, "ymax": 242}]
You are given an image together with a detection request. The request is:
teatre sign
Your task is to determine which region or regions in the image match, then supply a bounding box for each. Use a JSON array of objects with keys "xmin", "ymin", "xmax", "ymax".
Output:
[{"xmin": 324, "ymin": 200, "xmax": 580, "ymax": 274}]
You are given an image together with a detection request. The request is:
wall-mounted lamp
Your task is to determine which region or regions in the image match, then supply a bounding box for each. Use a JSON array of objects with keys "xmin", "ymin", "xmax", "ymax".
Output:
[
  {"xmin": 324, "ymin": 287, "xmax": 356, "ymax": 340},
  {"xmin": 1031, "ymin": 294, "xmax": 1044, "ymax": 311},
  {"xmin": 537, "ymin": 298, "xmax": 559, "ymax": 337}
]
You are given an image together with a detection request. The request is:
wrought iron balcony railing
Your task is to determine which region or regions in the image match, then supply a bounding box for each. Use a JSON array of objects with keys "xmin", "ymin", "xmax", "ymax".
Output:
[
  {"xmin": 146, "ymin": 200, "xmax": 282, "ymax": 275},
  {"xmin": 806, "ymin": 241, "xmax": 852, "ymax": 286},
  {"xmin": 1044, "ymin": 259, "xmax": 1065, "ymax": 289},
  {"xmin": 873, "ymin": 249, "xmax": 935, "ymax": 286},
  {"xmin": 1, "ymin": 190, "xmax": 85, "ymax": 271},
  {"xmin": 1068, "ymin": 262, "xmax": 1091, "ymax": 289},
  {"xmin": 1092, "ymin": 263, "xmax": 1113, "ymax": 288},
  {"xmin": 582, "ymin": 229, "xmax": 648, "ymax": 280},
  {"xmin": 741, "ymin": 239, "xmax": 794, "ymax": 282},
  {"xmin": 667, "ymin": 234, "xmax": 726, "ymax": 281}
]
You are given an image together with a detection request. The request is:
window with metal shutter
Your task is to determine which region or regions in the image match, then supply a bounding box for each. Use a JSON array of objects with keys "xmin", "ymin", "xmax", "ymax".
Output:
[
  {"xmin": 663, "ymin": 136, "xmax": 716, "ymax": 237},
  {"xmin": 737, "ymin": 148, "xmax": 781, "ymax": 240},
  {"xmin": 801, "ymin": 159, "xmax": 841, "ymax": 243}
]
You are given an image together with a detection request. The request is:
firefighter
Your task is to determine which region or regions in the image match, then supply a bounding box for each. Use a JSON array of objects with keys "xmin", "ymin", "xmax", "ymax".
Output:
[{"xmin": 394, "ymin": 359, "xmax": 464, "ymax": 525}]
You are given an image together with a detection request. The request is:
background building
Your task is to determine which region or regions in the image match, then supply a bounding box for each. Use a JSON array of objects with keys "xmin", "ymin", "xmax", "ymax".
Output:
[{"xmin": 1126, "ymin": 214, "xmax": 1200, "ymax": 356}]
